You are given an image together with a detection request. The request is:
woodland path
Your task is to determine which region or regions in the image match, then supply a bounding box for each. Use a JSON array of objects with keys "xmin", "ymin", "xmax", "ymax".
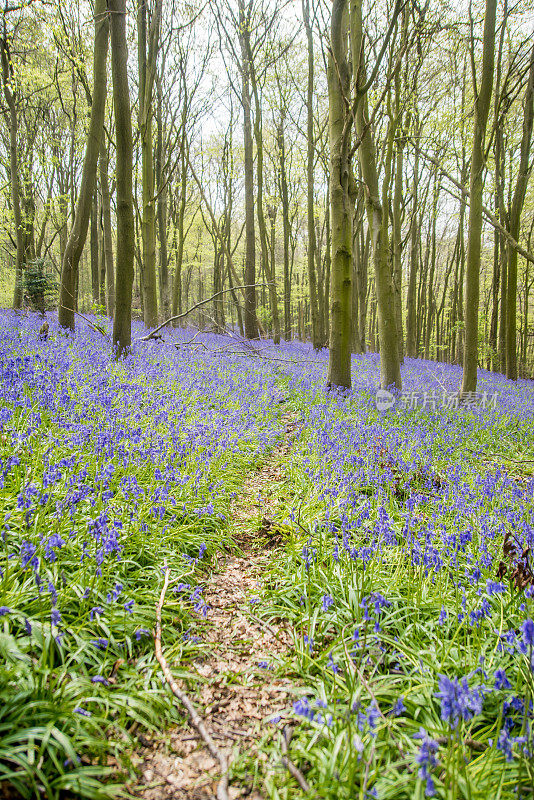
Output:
[{"xmin": 131, "ymin": 414, "xmax": 303, "ymax": 799}]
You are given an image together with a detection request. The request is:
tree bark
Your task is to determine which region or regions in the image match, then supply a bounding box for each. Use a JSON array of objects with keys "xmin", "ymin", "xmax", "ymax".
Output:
[
  {"xmin": 505, "ymin": 42, "xmax": 534, "ymax": 380},
  {"xmin": 99, "ymin": 139, "xmax": 115, "ymax": 316},
  {"xmin": 90, "ymin": 189, "xmax": 100, "ymax": 303},
  {"xmin": 156, "ymin": 74, "xmax": 169, "ymax": 316},
  {"xmin": 351, "ymin": 0, "xmax": 401, "ymax": 390},
  {"xmin": 277, "ymin": 116, "xmax": 291, "ymax": 340},
  {"xmin": 138, "ymin": 0, "xmax": 161, "ymax": 329},
  {"xmin": 238, "ymin": 1, "xmax": 259, "ymax": 339},
  {"xmin": 461, "ymin": 0, "xmax": 497, "ymax": 395},
  {"xmin": 303, "ymin": 0, "xmax": 321, "ymax": 349},
  {"xmin": 109, "ymin": 0, "xmax": 135, "ymax": 356},
  {"xmin": 58, "ymin": 0, "xmax": 109, "ymax": 330},
  {"xmin": 1, "ymin": 34, "xmax": 25, "ymax": 310},
  {"xmin": 405, "ymin": 119, "xmax": 419, "ymax": 358},
  {"xmin": 326, "ymin": 0, "xmax": 352, "ymax": 389}
]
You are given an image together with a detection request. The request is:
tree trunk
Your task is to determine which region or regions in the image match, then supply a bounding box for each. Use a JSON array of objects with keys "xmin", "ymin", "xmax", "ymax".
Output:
[
  {"xmin": 461, "ymin": 0, "xmax": 497, "ymax": 395},
  {"xmin": 267, "ymin": 206, "xmax": 281, "ymax": 343},
  {"xmin": 109, "ymin": 0, "xmax": 135, "ymax": 356},
  {"xmin": 278, "ymin": 116, "xmax": 291, "ymax": 340},
  {"xmin": 326, "ymin": 0, "xmax": 352, "ymax": 389},
  {"xmin": 351, "ymin": 0, "xmax": 401, "ymax": 390},
  {"xmin": 90, "ymin": 189, "xmax": 100, "ymax": 303},
  {"xmin": 172, "ymin": 138, "xmax": 187, "ymax": 321},
  {"xmin": 99, "ymin": 139, "xmax": 115, "ymax": 316},
  {"xmin": 393, "ymin": 119, "xmax": 404, "ymax": 362},
  {"xmin": 156, "ymin": 75, "xmax": 169, "ymax": 316},
  {"xmin": 405, "ymin": 123, "xmax": 419, "ymax": 358},
  {"xmin": 505, "ymin": 42, "xmax": 534, "ymax": 380},
  {"xmin": 1, "ymin": 35, "xmax": 25, "ymax": 310},
  {"xmin": 239, "ymin": 1, "xmax": 258, "ymax": 339},
  {"xmin": 303, "ymin": 0, "xmax": 321, "ymax": 350},
  {"xmin": 138, "ymin": 0, "xmax": 161, "ymax": 329},
  {"xmin": 58, "ymin": 0, "xmax": 109, "ymax": 330}
]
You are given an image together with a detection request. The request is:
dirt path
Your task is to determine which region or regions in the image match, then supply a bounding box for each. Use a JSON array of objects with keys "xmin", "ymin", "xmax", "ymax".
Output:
[{"xmin": 132, "ymin": 415, "xmax": 301, "ymax": 799}]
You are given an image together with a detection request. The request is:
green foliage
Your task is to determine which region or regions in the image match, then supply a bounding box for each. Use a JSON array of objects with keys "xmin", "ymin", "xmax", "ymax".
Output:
[{"xmin": 18, "ymin": 259, "xmax": 58, "ymax": 312}]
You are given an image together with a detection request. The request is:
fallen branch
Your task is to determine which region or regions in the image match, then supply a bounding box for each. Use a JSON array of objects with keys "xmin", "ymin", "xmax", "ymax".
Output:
[
  {"xmin": 436, "ymin": 735, "xmax": 486, "ymax": 753},
  {"xmin": 136, "ymin": 284, "xmax": 269, "ymax": 342},
  {"xmin": 59, "ymin": 305, "xmax": 110, "ymax": 338},
  {"xmin": 154, "ymin": 568, "xmax": 229, "ymax": 800},
  {"xmin": 281, "ymin": 725, "xmax": 311, "ymax": 793}
]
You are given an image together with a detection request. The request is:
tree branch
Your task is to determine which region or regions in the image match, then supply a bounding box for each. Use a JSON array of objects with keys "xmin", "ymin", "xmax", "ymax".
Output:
[{"xmin": 136, "ymin": 284, "xmax": 270, "ymax": 341}]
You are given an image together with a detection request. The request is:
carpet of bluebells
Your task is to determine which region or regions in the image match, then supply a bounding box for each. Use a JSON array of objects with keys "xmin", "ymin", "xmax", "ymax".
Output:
[
  {"xmin": 0, "ymin": 311, "xmax": 284, "ymax": 798},
  {"xmin": 259, "ymin": 344, "xmax": 534, "ymax": 798},
  {"xmin": 1, "ymin": 310, "xmax": 534, "ymax": 799}
]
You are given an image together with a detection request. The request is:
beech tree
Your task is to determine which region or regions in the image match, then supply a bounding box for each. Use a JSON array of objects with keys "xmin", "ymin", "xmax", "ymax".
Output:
[
  {"xmin": 109, "ymin": 0, "xmax": 134, "ymax": 356},
  {"xmin": 461, "ymin": 0, "xmax": 497, "ymax": 396},
  {"xmin": 57, "ymin": 0, "xmax": 109, "ymax": 331}
]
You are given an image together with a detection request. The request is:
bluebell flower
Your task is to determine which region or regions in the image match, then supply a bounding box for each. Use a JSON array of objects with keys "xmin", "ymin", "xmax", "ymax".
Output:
[
  {"xmin": 522, "ymin": 618, "xmax": 534, "ymax": 647},
  {"xmin": 322, "ymin": 594, "xmax": 334, "ymax": 612},
  {"xmin": 494, "ymin": 668, "xmax": 511, "ymax": 690},
  {"xmin": 414, "ymin": 728, "xmax": 439, "ymax": 797},
  {"xmin": 50, "ymin": 608, "xmax": 61, "ymax": 626},
  {"xmin": 390, "ymin": 696, "xmax": 405, "ymax": 716},
  {"xmin": 435, "ymin": 674, "xmax": 485, "ymax": 727},
  {"xmin": 73, "ymin": 707, "xmax": 91, "ymax": 717}
]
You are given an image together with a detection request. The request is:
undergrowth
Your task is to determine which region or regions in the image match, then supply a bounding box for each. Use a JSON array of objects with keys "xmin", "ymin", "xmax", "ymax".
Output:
[{"xmin": 0, "ymin": 312, "xmax": 283, "ymax": 798}]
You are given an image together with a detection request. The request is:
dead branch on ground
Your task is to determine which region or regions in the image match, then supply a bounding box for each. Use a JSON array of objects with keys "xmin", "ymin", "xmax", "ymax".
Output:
[
  {"xmin": 281, "ymin": 725, "xmax": 312, "ymax": 793},
  {"xmin": 136, "ymin": 284, "xmax": 269, "ymax": 341},
  {"xmin": 154, "ymin": 567, "xmax": 229, "ymax": 800}
]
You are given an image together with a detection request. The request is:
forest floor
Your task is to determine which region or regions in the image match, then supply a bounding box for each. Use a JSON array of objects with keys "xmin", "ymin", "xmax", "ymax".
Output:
[
  {"xmin": 2, "ymin": 314, "xmax": 534, "ymax": 800},
  {"xmin": 130, "ymin": 414, "xmax": 303, "ymax": 800}
]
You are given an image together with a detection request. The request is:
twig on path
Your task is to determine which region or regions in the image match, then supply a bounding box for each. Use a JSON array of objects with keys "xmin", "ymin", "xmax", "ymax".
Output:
[
  {"xmin": 281, "ymin": 725, "xmax": 312, "ymax": 793},
  {"xmin": 246, "ymin": 611, "xmax": 286, "ymax": 644},
  {"xmin": 154, "ymin": 567, "xmax": 230, "ymax": 800}
]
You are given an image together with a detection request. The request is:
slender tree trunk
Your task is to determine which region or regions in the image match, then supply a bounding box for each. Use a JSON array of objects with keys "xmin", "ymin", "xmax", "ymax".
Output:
[
  {"xmin": 351, "ymin": 0, "xmax": 401, "ymax": 390},
  {"xmin": 505, "ymin": 42, "xmax": 534, "ymax": 380},
  {"xmin": 98, "ymin": 203, "xmax": 106, "ymax": 308},
  {"xmin": 90, "ymin": 189, "xmax": 100, "ymax": 303},
  {"xmin": 425, "ymin": 170, "xmax": 439, "ymax": 360},
  {"xmin": 406, "ymin": 125, "xmax": 419, "ymax": 357},
  {"xmin": 267, "ymin": 206, "xmax": 281, "ymax": 343},
  {"xmin": 156, "ymin": 75, "xmax": 169, "ymax": 316},
  {"xmin": 248, "ymin": 57, "xmax": 279, "ymax": 343},
  {"xmin": 109, "ymin": 0, "xmax": 134, "ymax": 356},
  {"xmin": 172, "ymin": 139, "xmax": 187, "ymax": 320},
  {"xmin": 99, "ymin": 139, "xmax": 115, "ymax": 316},
  {"xmin": 138, "ymin": 0, "xmax": 161, "ymax": 328},
  {"xmin": 461, "ymin": 0, "xmax": 497, "ymax": 395},
  {"xmin": 278, "ymin": 117, "xmax": 291, "ymax": 340},
  {"xmin": 239, "ymin": 1, "xmax": 258, "ymax": 339},
  {"xmin": 324, "ymin": 184, "xmax": 332, "ymax": 337},
  {"xmin": 315, "ymin": 216, "xmax": 326, "ymax": 344},
  {"xmin": 327, "ymin": 0, "xmax": 352, "ymax": 389},
  {"xmin": 393, "ymin": 130, "xmax": 404, "ymax": 362},
  {"xmin": 58, "ymin": 0, "xmax": 109, "ymax": 330},
  {"xmin": 1, "ymin": 35, "xmax": 25, "ymax": 310},
  {"xmin": 303, "ymin": 0, "xmax": 321, "ymax": 349}
]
